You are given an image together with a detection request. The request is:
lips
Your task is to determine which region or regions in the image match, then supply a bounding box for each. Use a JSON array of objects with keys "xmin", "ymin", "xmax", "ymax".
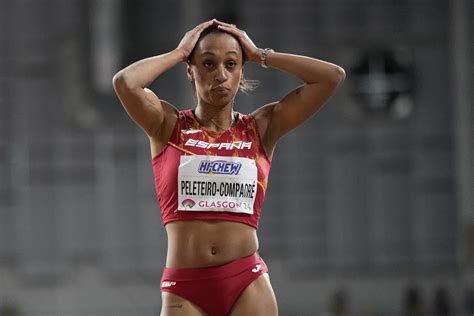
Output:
[{"xmin": 212, "ymin": 85, "xmax": 230, "ymax": 92}]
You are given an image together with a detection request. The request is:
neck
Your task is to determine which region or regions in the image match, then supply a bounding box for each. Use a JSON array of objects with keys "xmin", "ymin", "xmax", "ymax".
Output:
[{"xmin": 195, "ymin": 101, "xmax": 234, "ymax": 131}]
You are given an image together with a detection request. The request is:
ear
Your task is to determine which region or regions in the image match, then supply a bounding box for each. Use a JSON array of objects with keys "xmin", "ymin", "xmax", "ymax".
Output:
[{"xmin": 186, "ymin": 64, "xmax": 194, "ymax": 81}]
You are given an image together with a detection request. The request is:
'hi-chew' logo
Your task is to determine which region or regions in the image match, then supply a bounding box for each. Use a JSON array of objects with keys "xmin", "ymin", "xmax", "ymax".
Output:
[
  {"xmin": 198, "ymin": 160, "xmax": 242, "ymax": 175},
  {"xmin": 182, "ymin": 199, "xmax": 195, "ymax": 209}
]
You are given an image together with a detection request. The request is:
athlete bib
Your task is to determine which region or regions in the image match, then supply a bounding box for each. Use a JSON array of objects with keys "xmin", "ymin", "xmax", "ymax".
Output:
[{"xmin": 177, "ymin": 155, "xmax": 257, "ymax": 214}]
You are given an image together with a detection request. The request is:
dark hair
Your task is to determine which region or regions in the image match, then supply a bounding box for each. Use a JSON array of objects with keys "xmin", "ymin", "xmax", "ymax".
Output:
[{"xmin": 188, "ymin": 26, "xmax": 259, "ymax": 94}]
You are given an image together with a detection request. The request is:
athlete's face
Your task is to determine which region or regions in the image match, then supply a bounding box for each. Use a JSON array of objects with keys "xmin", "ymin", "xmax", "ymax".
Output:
[{"xmin": 188, "ymin": 33, "xmax": 243, "ymax": 107}]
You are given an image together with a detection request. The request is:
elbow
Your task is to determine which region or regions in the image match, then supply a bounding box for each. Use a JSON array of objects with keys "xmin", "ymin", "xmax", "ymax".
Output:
[
  {"xmin": 329, "ymin": 65, "xmax": 346, "ymax": 86},
  {"xmin": 112, "ymin": 72, "xmax": 124, "ymax": 89},
  {"xmin": 112, "ymin": 71, "xmax": 140, "ymax": 92},
  {"xmin": 112, "ymin": 71, "xmax": 128, "ymax": 91}
]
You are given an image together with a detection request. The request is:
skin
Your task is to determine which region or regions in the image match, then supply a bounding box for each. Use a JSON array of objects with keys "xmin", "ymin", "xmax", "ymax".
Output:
[
  {"xmin": 189, "ymin": 32, "xmax": 242, "ymax": 107},
  {"xmin": 113, "ymin": 19, "xmax": 345, "ymax": 316}
]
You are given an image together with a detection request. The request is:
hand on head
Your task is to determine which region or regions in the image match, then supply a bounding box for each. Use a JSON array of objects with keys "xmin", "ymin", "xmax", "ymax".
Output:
[
  {"xmin": 176, "ymin": 19, "xmax": 261, "ymax": 64},
  {"xmin": 176, "ymin": 19, "xmax": 217, "ymax": 63},
  {"xmin": 213, "ymin": 20, "xmax": 260, "ymax": 63}
]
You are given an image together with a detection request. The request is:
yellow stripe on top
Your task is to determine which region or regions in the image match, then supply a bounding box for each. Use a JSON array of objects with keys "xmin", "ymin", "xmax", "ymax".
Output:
[{"xmin": 168, "ymin": 141, "xmax": 196, "ymax": 155}]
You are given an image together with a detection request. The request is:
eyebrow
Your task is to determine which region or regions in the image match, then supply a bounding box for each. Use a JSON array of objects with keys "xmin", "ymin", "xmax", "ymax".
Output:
[{"xmin": 200, "ymin": 50, "xmax": 239, "ymax": 56}]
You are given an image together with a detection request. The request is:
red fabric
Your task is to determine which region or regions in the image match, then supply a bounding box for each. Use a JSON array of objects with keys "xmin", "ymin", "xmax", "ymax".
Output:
[
  {"xmin": 160, "ymin": 252, "xmax": 268, "ymax": 316},
  {"xmin": 152, "ymin": 110, "xmax": 271, "ymax": 229}
]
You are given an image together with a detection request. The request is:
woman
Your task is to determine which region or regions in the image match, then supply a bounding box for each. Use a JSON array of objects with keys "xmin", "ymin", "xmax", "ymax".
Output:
[{"xmin": 113, "ymin": 19, "xmax": 345, "ymax": 316}]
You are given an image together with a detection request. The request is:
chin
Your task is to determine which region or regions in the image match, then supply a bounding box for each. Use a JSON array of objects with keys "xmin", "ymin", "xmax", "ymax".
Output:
[
  {"xmin": 206, "ymin": 95, "xmax": 236, "ymax": 107},
  {"xmin": 210, "ymin": 99, "xmax": 233, "ymax": 108}
]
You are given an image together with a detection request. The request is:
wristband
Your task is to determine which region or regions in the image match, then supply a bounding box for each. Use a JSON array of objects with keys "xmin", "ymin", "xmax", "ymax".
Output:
[{"xmin": 260, "ymin": 48, "xmax": 274, "ymax": 68}]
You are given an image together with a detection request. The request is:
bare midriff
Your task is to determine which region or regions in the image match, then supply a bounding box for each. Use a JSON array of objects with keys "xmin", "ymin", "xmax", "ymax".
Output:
[{"xmin": 165, "ymin": 220, "xmax": 258, "ymax": 268}]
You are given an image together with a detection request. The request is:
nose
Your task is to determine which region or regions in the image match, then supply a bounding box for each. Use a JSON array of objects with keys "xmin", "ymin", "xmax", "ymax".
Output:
[{"xmin": 214, "ymin": 64, "xmax": 228, "ymax": 83}]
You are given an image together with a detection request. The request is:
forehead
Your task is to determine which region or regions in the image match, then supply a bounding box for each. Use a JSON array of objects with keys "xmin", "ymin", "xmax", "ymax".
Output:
[{"xmin": 195, "ymin": 33, "xmax": 242, "ymax": 57}]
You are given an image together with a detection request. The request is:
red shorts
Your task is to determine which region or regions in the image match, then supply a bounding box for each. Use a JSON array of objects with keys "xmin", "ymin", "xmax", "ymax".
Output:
[{"xmin": 160, "ymin": 252, "xmax": 268, "ymax": 316}]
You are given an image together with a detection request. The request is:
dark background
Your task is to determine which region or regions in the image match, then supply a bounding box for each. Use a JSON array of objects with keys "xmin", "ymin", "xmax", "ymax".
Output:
[{"xmin": 0, "ymin": 0, "xmax": 472, "ymax": 315}]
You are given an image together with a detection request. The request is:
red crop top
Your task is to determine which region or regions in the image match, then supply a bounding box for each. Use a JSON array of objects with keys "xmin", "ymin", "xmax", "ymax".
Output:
[{"xmin": 152, "ymin": 109, "xmax": 271, "ymax": 229}]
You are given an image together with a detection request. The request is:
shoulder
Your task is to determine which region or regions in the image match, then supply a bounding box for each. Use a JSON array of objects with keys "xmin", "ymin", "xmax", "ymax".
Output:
[
  {"xmin": 239, "ymin": 104, "xmax": 276, "ymax": 122},
  {"xmin": 248, "ymin": 103, "xmax": 280, "ymax": 160},
  {"xmin": 160, "ymin": 105, "xmax": 192, "ymax": 125},
  {"xmin": 149, "ymin": 103, "xmax": 188, "ymax": 142},
  {"xmin": 175, "ymin": 109, "xmax": 198, "ymax": 128},
  {"xmin": 250, "ymin": 103, "xmax": 277, "ymax": 121},
  {"xmin": 248, "ymin": 102, "xmax": 279, "ymax": 135},
  {"xmin": 236, "ymin": 111, "xmax": 262, "ymax": 134},
  {"xmin": 238, "ymin": 111, "xmax": 256, "ymax": 124},
  {"xmin": 177, "ymin": 108, "xmax": 193, "ymax": 119},
  {"xmin": 160, "ymin": 100, "xmax": 179, "ymax": 117}
]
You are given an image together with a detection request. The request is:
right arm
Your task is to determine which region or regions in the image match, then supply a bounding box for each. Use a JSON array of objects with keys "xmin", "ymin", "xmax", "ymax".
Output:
[
  {"xmin": 112, "ymin": 19, "xmax": 216, "ymax": 139},
  {"xmin": 112, "ymin": 50, "xmax": 184, "ymax": 137}
]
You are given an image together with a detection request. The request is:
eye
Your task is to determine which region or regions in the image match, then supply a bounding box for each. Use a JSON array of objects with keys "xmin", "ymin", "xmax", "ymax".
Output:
[
  {"xmin": 226, "ymin": 61, "xmax": 237, "ymax": 68},
  {"xmin": 203, "ymin": 61, "xmax": 214, "ymax": 68}
]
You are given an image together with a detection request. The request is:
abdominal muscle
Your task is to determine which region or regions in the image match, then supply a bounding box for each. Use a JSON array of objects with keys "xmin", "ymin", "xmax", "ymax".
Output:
[{"xmin": 165, "ymin": 220, "xmax": 259, "ymax": 268}]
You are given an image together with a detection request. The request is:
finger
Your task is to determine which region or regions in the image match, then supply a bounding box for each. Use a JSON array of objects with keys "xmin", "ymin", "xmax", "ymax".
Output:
[
  {"xmin": 195, "ymin": 19, "xmax": 215, "ymax": 31},
  {"xmin": 189, "ymin": 21, "xmax": 214, "ymax": 38},
  {"xmin": 217, "ymin": 24, "xmax": 240, "ymax": 34},
  {"xmin": 214, "ymin": 20, "xmax": 237, "ymax": 28}
]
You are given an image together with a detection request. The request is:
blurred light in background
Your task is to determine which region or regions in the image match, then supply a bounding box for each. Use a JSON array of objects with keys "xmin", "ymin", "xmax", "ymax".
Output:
[{"xmin": 350, "ymin": 48, "xmax": 414, "ymax": 119}]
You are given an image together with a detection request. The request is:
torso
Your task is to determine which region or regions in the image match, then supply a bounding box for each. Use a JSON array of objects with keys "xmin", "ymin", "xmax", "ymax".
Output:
[{"xmin": 151, "ymin": 106, "xmax": 275, "ymax": 269}]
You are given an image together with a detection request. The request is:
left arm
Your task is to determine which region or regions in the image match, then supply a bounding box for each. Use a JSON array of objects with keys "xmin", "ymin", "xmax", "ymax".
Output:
[
  {"xmin": 257, "ymin": 52, "xmax": 345, "ymax": 132},
  {"xmin": 216, "ymin": 22, "xmax": 345, "ymax": 158},
  {"xmin": 252, "ymin": 51, "xmax": 345, "ymax": 153}
]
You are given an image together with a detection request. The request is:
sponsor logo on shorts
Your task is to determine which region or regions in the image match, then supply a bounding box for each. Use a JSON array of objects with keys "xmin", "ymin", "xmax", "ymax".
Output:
[
  {"xmin": 198, "ymin": 160, "xmax": 242, "ymax": 175},
  {"xmin": 161, "ymin": 281, "xmax": 177, "ymax": 288},
  {"xmin": 252, "ymin": 264, "xmax": 262, "ymax": 273},
  {"xmin": 181, "ymin": 199, "xmax": 196, "ymax": 209}
]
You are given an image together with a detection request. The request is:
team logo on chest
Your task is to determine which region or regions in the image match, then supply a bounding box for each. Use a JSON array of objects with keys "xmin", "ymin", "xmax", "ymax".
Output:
[{"xmin": 185, "ymin": 138, "xmax": 252, "ymax": 150}]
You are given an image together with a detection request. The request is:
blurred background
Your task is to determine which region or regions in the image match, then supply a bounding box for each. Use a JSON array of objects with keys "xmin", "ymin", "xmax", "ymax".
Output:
[{"xmin": 0, "ymin": 0, "xmax": 472, "ymax": 315}]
